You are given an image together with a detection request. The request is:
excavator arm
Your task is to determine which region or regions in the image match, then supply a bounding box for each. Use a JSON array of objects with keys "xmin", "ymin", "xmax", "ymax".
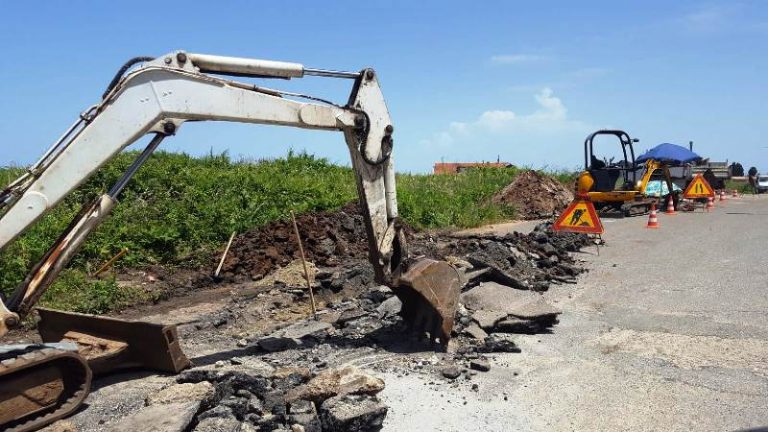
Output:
[
  {"xmin": 0, "ymin": 52, "xmax": 459, "ymax": 432},
  {"xmin": 0, "ymin": 51, "xmax": 459, "ymax": 342}
]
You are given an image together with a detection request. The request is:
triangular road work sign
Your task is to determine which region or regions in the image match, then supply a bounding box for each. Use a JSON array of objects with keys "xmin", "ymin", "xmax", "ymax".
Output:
[
  {"xmin": 683, "ymin": 174, "xmax": 715, "ymax": 199},
  {"xmin": 553, "ymin": 198, "xmax": 604, "ymax": 234}
]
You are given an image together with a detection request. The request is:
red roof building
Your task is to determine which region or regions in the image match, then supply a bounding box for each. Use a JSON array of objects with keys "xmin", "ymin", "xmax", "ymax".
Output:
[{"xmin": 433, "ymin": 162, "xmax": 511, "ymax": 175}]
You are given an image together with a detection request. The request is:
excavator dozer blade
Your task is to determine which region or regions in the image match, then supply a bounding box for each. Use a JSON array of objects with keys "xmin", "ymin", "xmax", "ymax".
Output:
[
  {"xmin": 0, "ymin": 344, "xmax": 91, "ymax": 432},
  {"xmin": 393, "ymin": 258, "xmax": 462, "ymax": 347},
  {"xmin": 37, "ymin": 308, "xmax": 190, "ymax": 375}
]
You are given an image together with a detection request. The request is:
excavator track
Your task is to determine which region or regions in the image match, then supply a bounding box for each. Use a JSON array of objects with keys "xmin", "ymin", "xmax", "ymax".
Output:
[{"xmin": 0, "ymin": 344, "xmax": 91, "ymax": 432}]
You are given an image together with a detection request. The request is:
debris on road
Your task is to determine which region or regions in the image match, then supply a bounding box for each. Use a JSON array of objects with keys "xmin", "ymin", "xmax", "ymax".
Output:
[
  {"xmin": 479, "ymin": 334, "xmax": 522, "ymax": 353},
  {"xmin": 145, "ymin": 381, "xmax": 216, "ymax": 407},
  {"xmin": 431, "ymin": 223, "xmax": 590, "ymax": 291},
  {"xmin": 469, "ymin": 359, "xmax": 491, "ymax": 372},
  {"xmin": 319, "ymin": 393, "xmax": 388, "ymax": 432},
  {"xmin": 257, "ymin": 320, "xmax": 333, "ymax": 352},
  {"xmin": 32, "ymin": 203, "xmax": 592, "ymax": 431},
  {"xmin": 106, "ymin": 401, "xmax": 201, "ymax": 432},
  {"xmin": 442, "ymin": 366, "xmax": 463, "ymax": 380},
  {"xmin": 285, "ymin": 367, "xmax": 386, "ymax": 403},
  {"xmin": 461, "ymin": 282, "xmax": 561, "ymax": 334},
  {"xmin": 171, "ymin": 366, "xmax": 387, "ymax": 432}
]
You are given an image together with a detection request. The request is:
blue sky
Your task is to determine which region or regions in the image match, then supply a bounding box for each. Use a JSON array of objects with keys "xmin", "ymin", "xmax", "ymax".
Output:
[{"xmin": 1, "ymin": 1, "xmax": 766, "ymax": 173}]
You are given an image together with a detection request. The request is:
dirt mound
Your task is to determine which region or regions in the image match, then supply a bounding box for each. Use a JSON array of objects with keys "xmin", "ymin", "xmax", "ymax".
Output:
[
  {"xmin": 492, "ymin": 170, "xmax": 574, "ymax": 219},
  {"xmin": 218, "ymin": 203, "xmax": 371, "ymax": 282}
]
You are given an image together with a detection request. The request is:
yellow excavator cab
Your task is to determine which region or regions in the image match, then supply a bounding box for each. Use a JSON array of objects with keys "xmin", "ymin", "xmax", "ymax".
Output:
[{"xmin": 581, "ymin": 130, "xmax": 677, "ymax": 216}]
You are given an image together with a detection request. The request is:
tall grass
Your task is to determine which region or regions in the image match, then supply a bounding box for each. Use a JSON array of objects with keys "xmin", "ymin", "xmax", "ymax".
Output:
[
  {"xmin": 398, "ymin": 168, "xmax": 518, "ymax": 228},
  {"xmin": 0, "ymin": 151, "xmax": 565, "ymax": 312},
  {"xmin": 725, "ymin": 179, "xmax": 754, "ymax": 195}
]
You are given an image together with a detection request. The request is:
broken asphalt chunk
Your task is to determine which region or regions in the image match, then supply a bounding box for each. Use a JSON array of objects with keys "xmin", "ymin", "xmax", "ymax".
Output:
[
  {"xmin": 479, "ymin": 334, "xmax": 521, "ymax": 353},
  {"xmin": 440, "ymin": 366, "xmax": 462, "ymax": 380},
  {"xmin": 285, "ymin": 367, "xmax": 385, "ymax": 404},
  {"xmin": 319, "ymin": 394, "xmax": 387, "ymax": 432},
  {"xmin": 105, "ymin": 402, "xmax": 200, "ymax": 432},
  {"xmin": 469, "ymin": 359, "xmax": 491, "ymax": 372},
  {"xmin": 257, "ymin": 320, "xmax": 333, "ymax": 352}
]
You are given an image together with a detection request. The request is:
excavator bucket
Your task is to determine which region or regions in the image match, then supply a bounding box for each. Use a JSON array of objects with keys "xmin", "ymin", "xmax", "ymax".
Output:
[
  {"xmin": 0, "ymin": 344, "xmax": 91, "ymax": 432},
  {"xmin": 37, "ymin": 308, "xmax": 190, "ymax": 375},
  {"xmin": 393, "ymin": 258, "xmax": 462, "ymax": 347}
]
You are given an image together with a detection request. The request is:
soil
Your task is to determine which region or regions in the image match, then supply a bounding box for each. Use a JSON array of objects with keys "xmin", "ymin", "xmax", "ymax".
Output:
[
  {"xmin": 493, "ymin": 170, "xmax": 574, "ymax": 220},
  {"xmin": 217, "ymin": 203, "xmax": 372, "ymax": 283}
]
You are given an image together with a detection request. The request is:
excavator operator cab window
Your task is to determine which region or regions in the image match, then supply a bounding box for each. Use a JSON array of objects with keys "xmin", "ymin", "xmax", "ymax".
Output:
[
  {"xmin": 586, "ymin": 131, "xmax": 638, "ymax": 192},
  {"xmin": 589, "ymin": 168, "xmax": 621, "ymax": 192},
  {"xmin": 590, "ymin": 155, "xmax": 606, "ymax": 170}
]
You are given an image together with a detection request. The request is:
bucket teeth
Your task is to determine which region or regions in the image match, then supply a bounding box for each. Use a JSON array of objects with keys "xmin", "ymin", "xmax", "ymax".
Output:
[{"xmin": 393, "ymin": 259, "xmax": 462, "ymax": 347}]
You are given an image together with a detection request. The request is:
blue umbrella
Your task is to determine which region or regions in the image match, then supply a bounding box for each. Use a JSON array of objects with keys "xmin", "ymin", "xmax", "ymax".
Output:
[{"xmin": 636, "ymin": 143, "xmax": 702, "ymax": 164}]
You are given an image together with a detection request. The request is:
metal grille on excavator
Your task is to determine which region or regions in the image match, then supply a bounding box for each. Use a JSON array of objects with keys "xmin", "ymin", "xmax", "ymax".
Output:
[{"xmin": 0, "ymin": 345, "xmax": 91, "ymax": 432}]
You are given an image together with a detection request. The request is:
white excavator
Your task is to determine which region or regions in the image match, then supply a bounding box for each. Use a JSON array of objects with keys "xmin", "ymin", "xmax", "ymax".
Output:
[{"xmin": 0, "ymin": 51, "xmax": 461, "ymax": 432}]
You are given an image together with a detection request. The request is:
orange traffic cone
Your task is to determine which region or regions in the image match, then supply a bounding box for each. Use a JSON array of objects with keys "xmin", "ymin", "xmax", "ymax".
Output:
[
  {"xmin": 665, "ymin": 195, "xmax": 676, "ymax": 215},
  {"xmin": 719, "ymin": 190, "xmax": 726, "ymax": 202},
  {"xmin": 706, "ymin": 196, "xmax": 715, "ymax": 212},
  {"xmin": 646, "ymin": 203, "xmax": 659, "ymax": 228}
]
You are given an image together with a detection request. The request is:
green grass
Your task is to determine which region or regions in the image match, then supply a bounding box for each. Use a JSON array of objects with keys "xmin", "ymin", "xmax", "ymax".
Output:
[
  {"xmin": 0, "ymin": 151, "xmax": 566, "ymax": 313},
  {"xmin": 398, "ymin": 168, "xmax": 518, "ymax": 228},
  {"xmin": 39, "ymin": 270, "xmax": 154, "ymax": 315},
  {"xmin": 725, "ymin": 179, "xmax": 754, "ymax": 195},
  {"xmin": 546, "ymin": 167, "xmax": 581, "ymax": 187}
]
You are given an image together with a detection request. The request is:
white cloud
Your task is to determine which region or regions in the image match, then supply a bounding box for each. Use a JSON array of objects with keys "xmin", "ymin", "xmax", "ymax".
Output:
[
  {"xmin": 563, "ymin": 67, "xmax": 611, "ymax": 81},
  {"xmin": 680, "ymin": 5, "xmax": 732, "ymax": 33},
  {"xmin": 421, "ymin": 88, "xmax": 593, "ymax": 169},
  {"xmin": 490, "ymin": 54, "xmax": 548, "ymax": 64},
  {"xmin": 676, "ymin": 4, "xmax": 767, "ymax": 35}
]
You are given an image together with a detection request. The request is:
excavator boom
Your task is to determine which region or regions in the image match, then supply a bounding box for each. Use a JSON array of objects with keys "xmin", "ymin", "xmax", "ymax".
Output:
[{"xmin": 0, "ymin": 51, "xmax": 460, "ymax": 431}]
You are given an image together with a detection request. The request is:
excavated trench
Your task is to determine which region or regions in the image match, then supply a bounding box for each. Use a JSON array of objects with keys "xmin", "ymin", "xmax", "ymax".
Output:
[
  {"xmin": 88, "ymin": 203, "xmax": 592, "ymax": 432},
  {"xmin": 39, "ymin": 198, "xmax": 594, "ymax": 431}
]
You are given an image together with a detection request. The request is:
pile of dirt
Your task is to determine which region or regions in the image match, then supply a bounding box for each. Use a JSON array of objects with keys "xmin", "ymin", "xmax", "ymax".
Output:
[
  {"xmin": 492, "ymin": 170, "xmax": 574, "ymax": 219},
  {"xmin": 218, "ymin": 203, "xmax": 371, "ymax": 282},
  {"xmin": 216, "ymin": 201, "xmax": 589, "ymax": 295}
]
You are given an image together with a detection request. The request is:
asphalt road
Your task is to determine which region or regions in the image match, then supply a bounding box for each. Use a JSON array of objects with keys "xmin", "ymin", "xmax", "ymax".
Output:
[{"xmin": 380, "ymin": 195, "xmax": 768, "ymax": 431}]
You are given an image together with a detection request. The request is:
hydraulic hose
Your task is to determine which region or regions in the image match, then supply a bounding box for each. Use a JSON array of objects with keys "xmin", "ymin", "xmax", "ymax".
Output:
[{"xmin": 102, "ymin": 56, "xmax": 155, "ymax": 99}]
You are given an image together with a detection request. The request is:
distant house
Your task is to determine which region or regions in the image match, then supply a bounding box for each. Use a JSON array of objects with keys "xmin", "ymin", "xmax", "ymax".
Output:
[{"xmin": 433, "ymin": 162, "xmax": 512, "ymax": 175}]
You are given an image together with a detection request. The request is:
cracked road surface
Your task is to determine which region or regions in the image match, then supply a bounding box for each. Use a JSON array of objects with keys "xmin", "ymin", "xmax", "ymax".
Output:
[{"xmin": 380, "ymin": 195, "xmax": 768, "ymax": 431}]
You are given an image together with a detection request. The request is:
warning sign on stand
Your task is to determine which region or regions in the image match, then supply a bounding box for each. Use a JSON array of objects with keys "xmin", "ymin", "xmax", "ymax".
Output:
[
  {"xmin": 683, "ymin": 174, "xmax": 715, "ymax": 199},
  {"xmin": 553, "ymin": 198, "xmax": 604, "ymax": 234}
]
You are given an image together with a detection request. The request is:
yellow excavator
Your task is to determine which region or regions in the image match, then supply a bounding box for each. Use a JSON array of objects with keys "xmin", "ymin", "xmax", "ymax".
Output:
[
  {"xmin": 0, "ymin": 51, "xmax": 461, "ymax": 431},
  {"xmin": 576, "ymin": 129, "xmax": 678, "ymax": 217}
]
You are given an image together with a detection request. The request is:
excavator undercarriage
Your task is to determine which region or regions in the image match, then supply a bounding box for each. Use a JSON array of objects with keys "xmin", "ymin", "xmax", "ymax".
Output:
[
  {"xmin": 0, "ymin": 51, "xmax": 462, "ymax": 431},
  {"xmin": 0, "ymin": 344, "xmax": 90, "ymax": 432}
]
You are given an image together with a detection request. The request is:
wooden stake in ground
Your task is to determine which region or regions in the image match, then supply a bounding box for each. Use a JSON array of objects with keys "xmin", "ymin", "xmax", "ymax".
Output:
[
  {"xmin": 92, "ymin": 247, "xmax": 129, "ymax": 277},
  {"xmin": 291, "ymin": 211, "xmax": 317, "ymax": 316},
  {"xmin": 214, "ymin": 231, "xmax": 237, "ymax": 279}
]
